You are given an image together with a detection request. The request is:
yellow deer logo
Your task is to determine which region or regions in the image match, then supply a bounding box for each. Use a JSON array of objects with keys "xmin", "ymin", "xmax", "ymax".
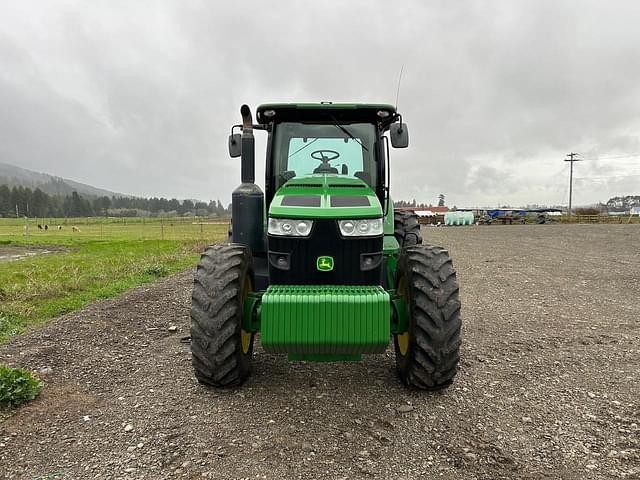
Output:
[{"xmin": 316, "ymin": 256, "xmax": 334, "ymax": 272}]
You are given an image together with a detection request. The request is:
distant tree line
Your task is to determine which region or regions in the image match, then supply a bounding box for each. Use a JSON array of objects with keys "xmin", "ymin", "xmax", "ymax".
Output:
[
  {"xmin": 0, "ymin": 184, "xmax": 230, "ymax": 218},
  {"xmin": 394, "ymin": 194, "xmax": 446, "ymax": 209},
  {"xmin": 606, "ymin": 195, "xmax": 640, "ymax": 212},
  {"xmin": 394, "ymin": 200, "xmax": 432, "ymax": 208}
]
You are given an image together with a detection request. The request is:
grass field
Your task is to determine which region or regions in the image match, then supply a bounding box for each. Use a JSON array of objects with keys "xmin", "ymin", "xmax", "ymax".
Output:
[{"xmin": 0, "ymin": 217, "xmax": 228, "ymax": 341}]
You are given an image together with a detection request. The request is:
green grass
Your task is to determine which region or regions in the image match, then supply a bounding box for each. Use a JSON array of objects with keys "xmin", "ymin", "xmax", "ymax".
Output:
[{"xmin": 0, "ymin": 217, "xmax": 228, "ymax": 342}]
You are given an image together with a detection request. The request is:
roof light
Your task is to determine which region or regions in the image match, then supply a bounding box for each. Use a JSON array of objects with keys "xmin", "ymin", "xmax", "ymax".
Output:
[
  {"xmin": 263, "ymin": 109, "xmax": 276, "ymax": 118},
  {"xmin": 377, "ymin": 110, "xmax": 390, "ymax": 118}
]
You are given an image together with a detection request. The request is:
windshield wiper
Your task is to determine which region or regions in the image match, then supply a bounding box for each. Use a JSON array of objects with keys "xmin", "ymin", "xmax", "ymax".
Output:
[
  {"xmin": 288, "ymin": 137, "xmax": 320, "ymax": 158},
  {"xmin": 330, "ymin": 117, "xmax": 368, "ymax": 152}
]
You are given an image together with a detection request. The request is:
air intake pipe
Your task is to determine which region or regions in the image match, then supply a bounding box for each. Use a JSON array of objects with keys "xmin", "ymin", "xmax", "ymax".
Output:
[{"xmin": 231, "ymin": 104, "xmax": 265, "ymax": 253}]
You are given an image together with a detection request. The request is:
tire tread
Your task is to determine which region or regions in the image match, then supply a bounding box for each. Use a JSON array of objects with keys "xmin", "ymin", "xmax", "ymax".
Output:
[
  {"xmin": 190, "ymin": 243, "xmax": 253, "ymax": 387},
  {"xmin": 394, "ymin": 210, "xmax": 423, "ymax": 248},
  {"xmin": 395, "ymin": 244, "xmax": 462, "ymax": 390}
]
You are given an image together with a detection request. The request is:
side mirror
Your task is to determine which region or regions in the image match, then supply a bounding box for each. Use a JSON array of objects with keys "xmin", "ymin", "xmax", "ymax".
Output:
[
  {"xmin": 228, "ymin": 133, "xmax": 242, "ymax": 158},
  {"xmin": 390, "ymin": 123, "xmax": 409, "ymax": 148}
]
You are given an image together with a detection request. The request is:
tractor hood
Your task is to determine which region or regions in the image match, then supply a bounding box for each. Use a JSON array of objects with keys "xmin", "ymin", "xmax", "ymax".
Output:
[{"xmin": 269, "ymin": 175, "xmax": 382, "ymax": 219}]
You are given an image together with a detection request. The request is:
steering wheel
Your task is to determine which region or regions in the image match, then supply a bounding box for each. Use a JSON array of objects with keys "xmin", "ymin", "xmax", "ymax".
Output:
[{"xmin": 311, "ymin": 150, "xmax": 340, "ymax": 162}]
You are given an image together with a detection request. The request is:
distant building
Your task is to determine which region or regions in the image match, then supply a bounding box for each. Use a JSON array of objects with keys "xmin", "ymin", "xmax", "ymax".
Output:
[
  {"xmin": 631, "ymin": 206, "xmax": 640, "ymax": 216},
  {"xmin": 415, "ymin": 210, "xmax": 435, "ymax": 217},
  {"xmin": 426, "ymin": 206, "xmax": 450, "ymax": 214},
  {"xmin": 395, "ymin": 206, "xmax": 450, "ymax": 216}
]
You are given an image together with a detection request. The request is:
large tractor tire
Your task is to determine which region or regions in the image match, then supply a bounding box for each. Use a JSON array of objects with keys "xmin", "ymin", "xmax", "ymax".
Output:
[
  {"xmin": 394, "ymin": 245, "xmax": 461, "ymax": 390},
  {"xmin": 190, "ymin": 243, "xmax": 255, "ymax": 387},
  {"xmin": 394, "ymin": 210, "xmax": 422, "ymax": 248}
]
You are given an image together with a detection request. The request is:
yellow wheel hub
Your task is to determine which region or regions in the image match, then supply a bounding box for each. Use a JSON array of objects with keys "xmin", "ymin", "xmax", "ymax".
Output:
[
  {"xmin": 396, "ymin": 275, "xmax": 410, "ymax": 356},
  {"xmin": 240, "ymin": 276, "xmax": 253, "ymax": 355},
  {"xmin": 241, "ymin": 329, "xmax": 252, "ymax": 354},
  {"xmin": 397, "ymin": 332, "xmax": 409, "ymax": 356}
]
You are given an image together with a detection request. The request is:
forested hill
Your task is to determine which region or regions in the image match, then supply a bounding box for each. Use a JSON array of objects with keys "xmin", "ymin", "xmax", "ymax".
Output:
[
  {"xmin": 1, "ymin": 184, "xmax": 230, "ymax": 218},
  {"xmin": 0, "ymin": 162, "xmax": 124, "ymax": 198},
  {"xmin": 0, "ymin": 162, "xmax": 230, "ymax": 218}
]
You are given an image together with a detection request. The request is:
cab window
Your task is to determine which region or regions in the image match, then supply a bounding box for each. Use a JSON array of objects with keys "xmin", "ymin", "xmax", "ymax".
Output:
[{"xmin": 272, "ymin": 122, "xmax": 377, "ymax": 188}]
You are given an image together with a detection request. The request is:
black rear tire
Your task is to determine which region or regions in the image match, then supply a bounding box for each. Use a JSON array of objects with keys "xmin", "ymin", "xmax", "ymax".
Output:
[
  {"xmin": 190, "ymin": 243, "xmax": 254, "ymax": 387},
  {"xmin": 394, "ymin": 245, "xmax": 462, "ymax": 390},
  {"xmin": 394, "ymin": 210, "xmax": 422, "ymax": 248}
]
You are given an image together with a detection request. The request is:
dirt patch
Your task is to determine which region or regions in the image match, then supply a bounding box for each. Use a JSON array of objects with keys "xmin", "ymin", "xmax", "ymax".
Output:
[
  {"xmin": 0, "ymin": 224, "xmax": 638, "ymax": 479},
  {"xmin": 0, "ymin": 244, "xmax": 68, "ymax": 262}
]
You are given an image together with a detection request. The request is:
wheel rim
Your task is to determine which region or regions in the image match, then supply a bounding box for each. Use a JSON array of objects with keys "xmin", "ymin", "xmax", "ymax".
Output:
[
  {"xmin": 396, "ymin": 275, "xmax": 410, "ymax": 356},
  {"xmin": 241, "ymin": 330, "xmax": 252, "ymax": 354},
  {"xmin": 241, "ymin": 276, "xmax": 253, "ymax": 354},
  {"xmin": 397, "ymin": 332, "xmax": 409, "ymax": 356}
]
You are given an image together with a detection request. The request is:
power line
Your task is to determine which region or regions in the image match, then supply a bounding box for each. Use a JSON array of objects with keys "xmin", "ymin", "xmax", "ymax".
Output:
[
  {"xmin": 575, "ymin": 173, "xmax": 640, "ymax": 180},
  {"xmin": 580, "ymin": 153, "xmax": 640, "ymax": 161},
  {"xmin": 559, "ymin": 180, "xmax": 569, "ymax": 206}
]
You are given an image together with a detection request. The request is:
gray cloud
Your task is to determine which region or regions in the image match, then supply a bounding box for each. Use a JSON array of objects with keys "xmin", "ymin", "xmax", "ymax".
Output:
[{"xmin": 1, "ymin": 0, "xmax": 639, "ymax": 206}]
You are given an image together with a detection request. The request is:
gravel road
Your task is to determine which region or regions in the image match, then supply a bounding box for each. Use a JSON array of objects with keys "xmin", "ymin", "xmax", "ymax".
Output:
[{"xmin": 1, "ymin": 224, "xmax": 638, "ymax": 479}]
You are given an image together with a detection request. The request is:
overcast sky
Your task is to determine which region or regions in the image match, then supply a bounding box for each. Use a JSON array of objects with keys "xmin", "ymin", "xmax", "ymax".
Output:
[{"xmin": 1, "ymin": 0, "xmax": 640, "ymax": 207}]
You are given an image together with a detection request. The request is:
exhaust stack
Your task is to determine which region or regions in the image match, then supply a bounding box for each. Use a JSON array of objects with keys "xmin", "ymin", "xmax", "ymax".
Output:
[
  {"xmin": 231, "ymin": 104, "xmax": 264, "ymax": 253},
  {"xmin": 240, "ymin": 104, "xmax": 255, "ymax": 184}
]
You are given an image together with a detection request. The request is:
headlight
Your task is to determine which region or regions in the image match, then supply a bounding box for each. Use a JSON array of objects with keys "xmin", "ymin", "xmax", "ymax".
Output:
[
  {"xmin": 338, "ymin": 218, "xmax": 383, "ymax": 236},
  {"xmin": 268, "ymin": 218, "xmax": 313, "ymax": 237}
]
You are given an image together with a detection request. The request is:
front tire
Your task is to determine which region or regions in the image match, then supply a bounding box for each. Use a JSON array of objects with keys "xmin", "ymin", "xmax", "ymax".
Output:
[
  {"xmin": 190, "ymin": 243, "xmax": 254, "ymax": 387},
  {"xmin": 394, "ymin": 245, "xmax": 462, "ymax": 390}
]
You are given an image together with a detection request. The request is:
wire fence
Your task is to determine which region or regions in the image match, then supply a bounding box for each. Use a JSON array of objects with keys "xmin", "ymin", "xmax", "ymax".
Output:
[{"xmin": 0, "ymin": 216, "xmax": 231, "ymax": 241}]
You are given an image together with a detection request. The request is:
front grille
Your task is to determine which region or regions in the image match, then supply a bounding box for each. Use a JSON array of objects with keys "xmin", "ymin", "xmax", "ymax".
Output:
[{"xmin": 268, "ymin": 219, "xmax": 383, "ymax": 285}]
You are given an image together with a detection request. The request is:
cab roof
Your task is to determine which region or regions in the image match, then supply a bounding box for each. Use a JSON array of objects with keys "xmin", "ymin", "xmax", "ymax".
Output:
[{"xmin": 256, "ymin": 102, "xmax": 397, "ymax": 124}]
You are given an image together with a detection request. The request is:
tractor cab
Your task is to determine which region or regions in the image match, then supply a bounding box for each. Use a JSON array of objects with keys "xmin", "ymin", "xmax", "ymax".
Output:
[{"xmin": 256, "ymin": 103, "xmax": 408, "ymax": 208}]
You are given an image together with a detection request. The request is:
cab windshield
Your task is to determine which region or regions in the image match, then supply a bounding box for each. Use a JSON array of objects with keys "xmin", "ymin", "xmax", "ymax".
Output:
[{"xmin": 272, "ymin": 122, "xmax": 377, "ymax": 189}]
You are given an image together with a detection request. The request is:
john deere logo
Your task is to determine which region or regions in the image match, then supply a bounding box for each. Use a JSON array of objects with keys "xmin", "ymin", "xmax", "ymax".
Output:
[{"xmin": 317, "ymin": 256, "xmax": 334, "ymax": 272}]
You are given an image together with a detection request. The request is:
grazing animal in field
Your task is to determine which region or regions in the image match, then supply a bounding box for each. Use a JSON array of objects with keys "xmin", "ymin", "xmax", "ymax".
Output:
[
  {"xmin": 37, "ymin": 224, "xmax": 43, "ymax": 229},
  {"xmin": 58, "ymin": 225, "xmax": 62, "ymax": 230},
  {"xmin": 44, "ymin": 224, "xmax": 48, "ymax": 230},
  {"xmin": 72, "ymin": 226, "xmax": 80, "ymax": 232}
]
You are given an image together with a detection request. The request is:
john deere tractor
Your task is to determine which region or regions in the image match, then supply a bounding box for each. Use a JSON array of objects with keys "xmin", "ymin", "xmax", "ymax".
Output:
[{"xmin": 190, "ymin": 103, "xmax": 461, "ymax": 390}]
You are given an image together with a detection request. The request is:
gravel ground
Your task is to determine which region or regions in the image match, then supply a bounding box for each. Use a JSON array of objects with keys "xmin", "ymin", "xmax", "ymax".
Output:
[{"xmin": 1, "ymin": 224, "xmax": 638, "ymax": 479}]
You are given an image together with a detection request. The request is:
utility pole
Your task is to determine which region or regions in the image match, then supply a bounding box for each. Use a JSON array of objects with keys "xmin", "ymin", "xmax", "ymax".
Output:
[{"xmin": 565, "ymin": 152, "xmax": 581, "ymax": 222}]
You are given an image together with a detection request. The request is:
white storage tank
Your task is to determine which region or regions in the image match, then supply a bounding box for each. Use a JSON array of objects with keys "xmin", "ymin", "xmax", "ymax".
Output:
[{"xmin": 444, "ymin": 211, "xmax": 475, "ymax": 226}]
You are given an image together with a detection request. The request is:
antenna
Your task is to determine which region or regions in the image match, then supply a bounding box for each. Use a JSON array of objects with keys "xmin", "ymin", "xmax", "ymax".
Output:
[{"xmin": 395, "ymin": 64, "xmax": 404, "ymax": 111}]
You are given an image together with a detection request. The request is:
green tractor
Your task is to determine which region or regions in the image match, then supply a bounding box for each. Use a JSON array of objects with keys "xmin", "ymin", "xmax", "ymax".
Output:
[{"xmin": 190, "ymin": 103, "xmax": 461, "ymax": 390}]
